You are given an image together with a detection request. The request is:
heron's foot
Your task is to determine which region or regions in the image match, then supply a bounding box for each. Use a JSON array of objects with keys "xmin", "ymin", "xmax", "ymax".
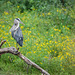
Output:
[
  {"xmin": 17, "ymin": 47, "xmax": 19, "ymax": 50},
  {"xmin": 14, "ymin": 52, "xmax": 20, "ymax": 55}
]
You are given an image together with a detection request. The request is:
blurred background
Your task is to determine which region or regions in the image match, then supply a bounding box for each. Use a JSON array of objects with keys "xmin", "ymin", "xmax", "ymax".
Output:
[
  {"xmin": 0, "ymin": 0, "xmax": 75, "ymax": 13},
  {"xmin": 0, "ymin": 0, "xmax": 75, "ymax": 75}
]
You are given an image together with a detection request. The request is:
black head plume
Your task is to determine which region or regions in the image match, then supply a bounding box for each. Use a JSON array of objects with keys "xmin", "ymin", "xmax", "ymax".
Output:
[{"xmin": 16, "ymin": 18, "xmax": 20, "ymax": 21}]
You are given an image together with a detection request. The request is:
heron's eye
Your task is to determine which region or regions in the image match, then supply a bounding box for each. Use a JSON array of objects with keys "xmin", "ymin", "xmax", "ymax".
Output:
[{"xmin": 15, "ymin": 23, "xmax": 17, "ymax": 25}]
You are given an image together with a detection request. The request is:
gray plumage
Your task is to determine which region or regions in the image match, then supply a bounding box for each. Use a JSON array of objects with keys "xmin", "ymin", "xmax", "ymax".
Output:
[
  {"xmin": 12, "ymin": 27, "xmax": 23, "ymax": 46},
  {"xmin": 10, "ymin": 18, "xmax": 24, "ymax": 47}
]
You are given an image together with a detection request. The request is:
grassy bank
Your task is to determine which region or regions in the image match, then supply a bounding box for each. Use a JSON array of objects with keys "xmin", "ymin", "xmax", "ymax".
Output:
[{"xmin": 0, "ymin": 7, "xmax": 75, "ymax": 75}]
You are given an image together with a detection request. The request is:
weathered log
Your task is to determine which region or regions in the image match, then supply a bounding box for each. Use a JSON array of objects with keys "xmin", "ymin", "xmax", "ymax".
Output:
[
  {"xmin": 0, "ymin": 40, "xmax": 50, "ymax": 75},
  {"xmin": 0, "ymin": 47, "xmax": 50, "ymax": 75},
  {"xmin": 0, "ymin": 47, "xmax": 19, "ymax": 55},
  {"xmin": 18, "ymin": 53, "xmax": 50, "ymax": 75}
]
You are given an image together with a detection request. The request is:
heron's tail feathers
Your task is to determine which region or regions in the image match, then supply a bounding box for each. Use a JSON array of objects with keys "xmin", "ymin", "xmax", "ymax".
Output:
[{"xmin": 17, "ymin": 37, "xmax": 23, "ymax": 47}]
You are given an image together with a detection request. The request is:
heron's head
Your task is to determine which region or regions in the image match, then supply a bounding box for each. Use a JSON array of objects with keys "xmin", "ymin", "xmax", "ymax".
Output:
[{"xmin": 14, "ymin": 18, "xmax": 24, "ymax": 25}]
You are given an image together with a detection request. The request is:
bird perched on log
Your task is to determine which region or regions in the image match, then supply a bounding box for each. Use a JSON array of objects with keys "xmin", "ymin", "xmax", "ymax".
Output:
[{"xmin": 10, "ymin": 18, "xmax": 24, "ymax": 47}]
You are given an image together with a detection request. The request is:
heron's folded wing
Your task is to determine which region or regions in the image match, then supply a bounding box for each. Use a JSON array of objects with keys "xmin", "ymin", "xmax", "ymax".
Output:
[{"xmin": 12, "ymin": 27, "xmax": 23, "ymax": 46}]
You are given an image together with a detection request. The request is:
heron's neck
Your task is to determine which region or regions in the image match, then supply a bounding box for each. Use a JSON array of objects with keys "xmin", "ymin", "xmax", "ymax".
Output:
[{"xmin": 15, "ymin": 23, "xmax": 19, "ymax": 30}]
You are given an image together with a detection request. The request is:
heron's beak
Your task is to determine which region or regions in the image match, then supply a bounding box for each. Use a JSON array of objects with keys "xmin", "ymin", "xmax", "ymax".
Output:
[{"xmin": 20, "ymin": 21, "xmax": 25, "ymax": 25}]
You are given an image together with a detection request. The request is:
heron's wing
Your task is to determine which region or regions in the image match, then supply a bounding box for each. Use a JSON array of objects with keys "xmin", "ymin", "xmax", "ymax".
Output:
[{"xmin": 12, "ymin": 27, "xmax": 23, "ymax": 46}]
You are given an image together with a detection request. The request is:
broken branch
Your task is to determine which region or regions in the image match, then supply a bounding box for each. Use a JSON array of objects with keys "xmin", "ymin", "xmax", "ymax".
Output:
[
  {"xmin": 0, "ymin": 47, "xmax": 50, "ymax": 75},
  {"xmin": 0, "ymin": 40, "xmax": 6, "ymax": 48},
  {"xmin": 0, "ymin": 39, "xmax": 50, "ymax": 75}
]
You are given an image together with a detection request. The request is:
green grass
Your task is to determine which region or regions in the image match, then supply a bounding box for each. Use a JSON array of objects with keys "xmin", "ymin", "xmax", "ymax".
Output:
[{"xmin": 0, "ymin": 7, "xmax": 75, "ymax": 75}]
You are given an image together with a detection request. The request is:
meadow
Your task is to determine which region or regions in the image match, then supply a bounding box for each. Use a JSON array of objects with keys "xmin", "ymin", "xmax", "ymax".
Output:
[{"xmin": 0, "ymin": 5, "xmax": 75, "ymax": 75}]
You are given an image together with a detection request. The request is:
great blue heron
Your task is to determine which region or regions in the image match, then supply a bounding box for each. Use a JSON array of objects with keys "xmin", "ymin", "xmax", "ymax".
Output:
[{"xmin": 10, "ymin": 18, "xmax": 24, "ymax": 47}]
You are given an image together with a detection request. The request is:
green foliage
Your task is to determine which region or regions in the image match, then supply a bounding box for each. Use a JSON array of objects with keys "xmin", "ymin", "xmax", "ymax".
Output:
[
  {"xmin": 0, "ymin": 0, "xmax": 75, "ymax": 75},
  {"xmin": 0, "ymin": 0, "xmax": 75, "ymax": 13}
]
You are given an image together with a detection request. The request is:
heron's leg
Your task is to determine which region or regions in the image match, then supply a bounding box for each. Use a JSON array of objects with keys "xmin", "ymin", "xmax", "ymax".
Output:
[
  {"xmin": 16, "ymin": 43, "xmax": 18, "ymax": 49},
  {"xmin": 16, "ymin": 43, "xmax": 19, "ymax": 50}
]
